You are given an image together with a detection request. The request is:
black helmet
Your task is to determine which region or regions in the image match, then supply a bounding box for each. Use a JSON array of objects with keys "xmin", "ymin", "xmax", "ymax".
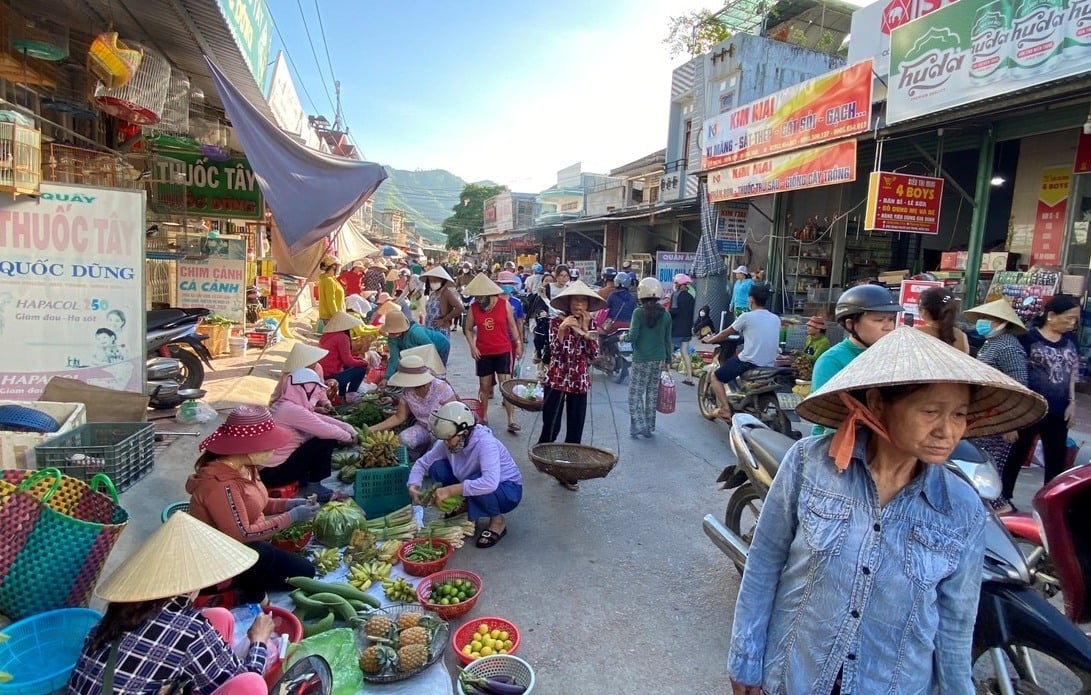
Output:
[
  {"xmin": 834, "ymin": 284, "xmax": 904, "ymax": 323},
  {"xmin": 601, "ymin": 266, "xmax": 618, "ymax": 282}
]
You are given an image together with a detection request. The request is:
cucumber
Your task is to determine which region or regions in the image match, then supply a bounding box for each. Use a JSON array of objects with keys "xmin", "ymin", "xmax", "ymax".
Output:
[
  {"xmin": 306, "ymin": 592, "xmax": 359, "ymax": 622},
  {"xmin": 301, "ymin": 611, "xmax": 336, "ymax": 638},
  {"xmin": 289, "ymin": 589, "xmax": 327, "ymax": 611},
  {"xmin": 287, "ymin": 577, "xmax": 376, "ymax": 605}
]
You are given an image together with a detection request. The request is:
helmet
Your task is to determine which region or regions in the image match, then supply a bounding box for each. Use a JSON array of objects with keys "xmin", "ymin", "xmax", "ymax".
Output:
[
  {"xmin": 398, "ymin": 268, "xmax": 411, "ymax": 276},
  {"xmin": 601, "ymin": 266, "xmax": 618, "ymax": 283},
  {"xmin": 428, "ymin": 401, "xmax": 476, "ymax": 440},
  {"xmin": 834, "ymin": 284, "xmax": 904, "ymax": 323},
  {"xmin": 614, "ymin": 272, "xmax": 633, "ymax": 289},
  {"xmin": 637, "ymin": 277, "xmax": 662, "ymax": 300},
  {"xmin": 532, "ymin": 263, "xmax": 543, "ymax": 273},
  {"xmin": 504, "ymin": 261, "xmax": 516, "ymax": 269}
]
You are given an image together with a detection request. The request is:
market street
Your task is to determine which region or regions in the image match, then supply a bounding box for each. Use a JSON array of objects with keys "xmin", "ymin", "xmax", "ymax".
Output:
[{"xmin": 102, "ymin": 313, "xmax": 1088, "ymax": 694}]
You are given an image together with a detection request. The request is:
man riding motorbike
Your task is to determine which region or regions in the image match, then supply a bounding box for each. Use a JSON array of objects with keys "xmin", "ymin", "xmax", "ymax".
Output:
[
  {"xmin": 702, "ymin": 283, "xmax": 780, "ymax": 421},
  {"xmin": 603, "ymin": 272, "xmax": 637, "ymax": 383}
]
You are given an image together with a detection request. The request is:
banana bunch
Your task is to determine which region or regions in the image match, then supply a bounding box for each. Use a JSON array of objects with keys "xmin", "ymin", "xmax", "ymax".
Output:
[
  {"xmin": 383, "ymin": 577, "xmax": 417, "ymax": 602},
  {"xmin": 354, "ymin": 560, "xmax": 393, "ymax": 582},
  {"xmin": 377, "ymin": 540, "xmax": 404, "ymax": 563},
  {"xmin": 360, "ymin": 430, "xmax": 401, "ymax": 468},
  {"xmin": 347, "ymin": 564, "xmax": 374, "ymax": 592},
  {"xmin": 311, "ymin": 547, "xmax": 342, "ymax": 576}
]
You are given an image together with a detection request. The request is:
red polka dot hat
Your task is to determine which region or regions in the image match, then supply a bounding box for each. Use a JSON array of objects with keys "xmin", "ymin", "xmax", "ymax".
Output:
[{"xmin": 199, "ymin": 404, "xmax": 294, "ymax": 455}]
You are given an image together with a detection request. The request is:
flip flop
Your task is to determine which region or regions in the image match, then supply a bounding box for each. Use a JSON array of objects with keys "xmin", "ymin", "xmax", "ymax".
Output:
[
  {"xmin": 507, "ymin": 422, "xmax": 521, "ymax": 433},
  {"xmin": 682, "ymin": 379, "xmax": 695, "ymax": 386},
  {"xmin": 476, "ymin": 527, "xmax": 507, "ymax": 548},
  {"xmin": 558, "ymin": 479, "xmax": 579, "ymax": 491}
]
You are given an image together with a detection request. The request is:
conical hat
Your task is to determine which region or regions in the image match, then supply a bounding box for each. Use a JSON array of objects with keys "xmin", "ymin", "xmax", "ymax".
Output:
[
  {"xmin": 796, "ymin": 327, "xmax": 1045, "ymax": 437},
  {"xmin": 400, "ymin": 344, "xmax": 446, "ymax": 375},
  {"xmin": 549, "ymin": 280, "xmax": 607, "ymax": 314},
  {"xmin": 282, "ymin": 342, "xmax": 329, "ymax": 373},
  {"xmin": 96, "ymin": 512, "xmax": 258, "ymax": 603},
  {"xmin": 387, "ymin": 355, "xmax": 436, "ymax": 388},
  {"xmin": 420, "ymin": 266, "xmax": 453, "ymax": 283},
  {"xmin": 324, "ymin": 311, "xmax": 363, "ymax": 334},
  {"xmin": 464, "ymin": 273, "xmax": 503, "ymax": 297},
  {"xmin": 963, "ymin": 299, "xmax": 1027, "ymax": 334}
]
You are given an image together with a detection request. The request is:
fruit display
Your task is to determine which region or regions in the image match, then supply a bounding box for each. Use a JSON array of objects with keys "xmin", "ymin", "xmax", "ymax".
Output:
[
  {"xmin": 427, "ymin": 578, "xmax": 476, "ymax": 606},
  {"xmin": 376, "ymin": 539, "xmax": 404, "ymax": 563},
  {"xmin": 360, "ymin": 430, "xmax": 402, "ymax": 468},
  {"xmin": 313, "ymin": 500, "xmax": 369, "ymax": 547},
  {"xmin": 331, "ymin": 448, "xmax": 361, "ymax": 470},
  {"xmin": 459, "ymin": 622, "xmax": 514, "ymax": 660},
  {"xmin": 382, "ymin": 577, "xmax": 417, "ymax": 602},
  {"xmin": 286, "ymin": 576, "xmax": 379, "ymax": 637},
  {"xmin": 342, "ymin": 528, "xmax": 379, "ymax": 566},
  {"xmin": 357, "ymin": 607, "xmax": 447, "ymax": 679},
  {"xmin": 310, "ymin": 547, "xmax": 342, "ymax": 576}
]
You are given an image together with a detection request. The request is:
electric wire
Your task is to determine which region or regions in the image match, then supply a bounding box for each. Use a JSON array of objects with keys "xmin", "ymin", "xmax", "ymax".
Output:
[
  {"xmin": 295, "ymin": 0, "xmax": 337, "ymax": 117},
  {"xmin": 265, "ymin": 0, "xmax": 323, "ymax": 117}
]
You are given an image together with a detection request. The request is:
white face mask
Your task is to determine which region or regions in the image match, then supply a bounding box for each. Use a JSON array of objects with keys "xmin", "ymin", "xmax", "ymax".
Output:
[{"xmin": 429, "ymin": 281, "xmax": 442, "ymax": 291}]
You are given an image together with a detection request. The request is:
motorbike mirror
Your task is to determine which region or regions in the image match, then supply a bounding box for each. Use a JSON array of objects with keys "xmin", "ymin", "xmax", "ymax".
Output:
[
  {"xmin": 268, "ymin": 655, "xmax": 332, "ymax": 695},
  {"xmin": 948, "ymin": 458, "xmax": 1002, "ymax": 501}
]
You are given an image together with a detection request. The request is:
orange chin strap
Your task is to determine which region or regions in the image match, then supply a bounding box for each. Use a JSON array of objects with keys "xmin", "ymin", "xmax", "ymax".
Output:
[{"xmin": 829, "ymin": 392, "xmax": 893, "ymax": 472}]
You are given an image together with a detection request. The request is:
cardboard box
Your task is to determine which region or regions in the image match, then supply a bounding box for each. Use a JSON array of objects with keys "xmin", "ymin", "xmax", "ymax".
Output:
[
  {"xmin": 879, "ymin": 270, "xmax": 910, "ymax": 285},
  {"xmin": 0, "ymin": 401, "xmax": 87, "ymax": 469}
]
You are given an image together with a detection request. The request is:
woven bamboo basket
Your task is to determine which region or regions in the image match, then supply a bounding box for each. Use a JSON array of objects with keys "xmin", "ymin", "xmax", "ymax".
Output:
[{"xmin": 529, "ymin": 443, "xmax": 618, "ymax": 484}]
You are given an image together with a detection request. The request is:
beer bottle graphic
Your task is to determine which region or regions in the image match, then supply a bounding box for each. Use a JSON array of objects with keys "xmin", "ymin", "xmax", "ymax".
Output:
[
  {"xmin": 970, "ymin": 0, "xmax": 1013, "ymax": 81},
  {"xmin": 1010, "ymin": 0, "xmax": 1067, "ymax": 73},
  {"xmin": 1065, "ymin": 0, "xmax": 1091, "ymax": 54}
]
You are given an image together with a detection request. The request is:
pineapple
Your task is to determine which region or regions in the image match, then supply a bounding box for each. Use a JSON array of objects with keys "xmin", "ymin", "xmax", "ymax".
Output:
[
  {"xmin": 395, "ymin": 611, "xmax": 421, "ymax": 630},
  {"xmin": 399, "ymin": 626, "xmax": 429, "ymax": 647},
  {"xmin": 397, "ymin": 643, "xmax": 429, "ymax": 671},
  {"xmin": 359, "ymin": 644, "xmax": 397, "ymax": 674},
  {"xmin": 364, "ymin": 614, "xmax": 394, "ymax": 639}
]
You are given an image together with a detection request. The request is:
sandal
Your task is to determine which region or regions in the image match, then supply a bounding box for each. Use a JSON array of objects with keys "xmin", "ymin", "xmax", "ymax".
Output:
[
  {"xmin": 475, "ymin": 527, "xmax": 507, "ymax": 548},
  {"xmin": 507, "ymin": 422, "xmax": 521, "ymax": 434},
  {"xmin": 682, "ymin": 379, "xmax": 695, "ymax": 386},
  {"xmin": 558, "ymin": 479, "xmax": 579, "ymax": 491}
]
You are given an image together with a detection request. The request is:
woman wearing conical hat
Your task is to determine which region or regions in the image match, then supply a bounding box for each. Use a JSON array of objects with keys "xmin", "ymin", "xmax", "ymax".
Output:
[{"xmin": 729, "ymin": 327, "xmax": 1045, "ymax": 695}]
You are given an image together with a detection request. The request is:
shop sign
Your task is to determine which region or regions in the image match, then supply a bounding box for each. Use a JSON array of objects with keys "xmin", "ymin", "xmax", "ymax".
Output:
[
  {"xmin": 864, "ymin": 171, "xmax": 944, "ymax": 234},
  {"xmin": 716, "ymin": 203, "xmax": 748, "ymax": 255},
  {"xmin": 154, "ymin": 151, "xmax": 264, "ymax": 220},
  {"xmin": 0, "ymin": 184, "xmax": 145, "ymax": 400},
  {"xmin": 701, "ymin": 60, "xmax": 873, "ymax": 170},
  {"xmin": 888, "ymin": 0, "xmax": 1091, "ymax": 124},
  {"xmin": 569, "ymin": 260, "xmax": 598, "ymax": 281},
  {"xmin": 656, "ymin": 252, "xmax": 697, "ymax": 296},
  {"xmin": 1075, "ymin": 132, "xmax": 1091, "ymax": 173},
  {"xmin": 177, "ymin": 236, "xmax": 247, "ymax": 325},
  {"xmin": 217, "ymin": 0, "xmax": 272, "ymax": 86},
  {"xmin": 847, "ymin": 0, "xmax": 961, "ymax": 80},
  {"xmin": 706, "ymin": 140, "xmax": 858, "ymax": 202},
  {"xmin": 898, "ymin": 278, "xmax": 945, "ymax": 325},
  {"xmin": 1031, "ymin": 165, "xmax": 1071, "ymax": 266}
]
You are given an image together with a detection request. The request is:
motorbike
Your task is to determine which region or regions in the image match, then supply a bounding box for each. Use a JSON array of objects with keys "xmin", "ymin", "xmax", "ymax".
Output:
[
  {"xmin": 703, "ymin": 414, "xmax": 1091, "ymax": 694},
  {"xmin": 146, "ymin": 307, "xmax": 214, "ymax": 408},
  {"xmin": 696, "ymin": 337, "xmax": 797, "ymax": 437},
  {"xmin": 999, "ymin": 464, "xmax": 1091, "ymax": 624},
  {"xmin": 593, "ymin": 325, "xmax": 631, "ymax": 381}
]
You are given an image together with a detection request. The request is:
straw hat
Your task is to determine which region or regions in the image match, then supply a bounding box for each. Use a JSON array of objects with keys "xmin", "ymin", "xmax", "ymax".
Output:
[
  {"xmin": 400, "ymin": 344, "xmax": 446, "ymax": 375},
  {"xmin": 324, "ymin": 311, "xmax": 363, "ymax": 334},
  {"xmin": 796, "ymin": 327, "xmax": 1045, "ymax": 439},
  {"xmin": 550, "ymin": 280, "xmax": 607, "ymax": 314},
  {"xmin": 387, "ymin": 355, "xmax": 437, "ymax": 389},
  {"xmin": 96, "ymin": 512, "xmax": 258, "ymax": 603},
  {"xmin": 464, "ymin": 273, "xmax": 503, "ymax": 297},
  {"xmin": 806, "ymin": 316, "xmax": 827, "ymax": 330},
  {"xmin": 351, "ymin": 260, "xmax": 366, "ymax": 270},
  {"xmin": 199, "ymin": 405, "xmax": 295, "ymax": 455},
  {"xmin": 283, "ymin": 343, "xmax": 328, "ymax": 373},
  {"xmin": 963, "ymin": 299, "xmax": 1027, "ymax": 334},
  {"xmin": 381, "ymin": 311, "xmax": 410, "ymax": 335},
  {"xmin": 421, "ymin": 266, "xmax": 454, "ymax": 284}
]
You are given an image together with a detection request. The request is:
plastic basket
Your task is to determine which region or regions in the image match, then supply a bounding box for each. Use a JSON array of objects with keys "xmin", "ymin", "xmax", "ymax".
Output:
[
  {"xmin": 354, "ymin": 460, "xmax": 410, "ymax": 518},
  {"xmin": 0, "ymin": 607, "xmax": 102, "ymax": 695},
  {"xmin": 458, "ymin": 398, "xmax": 485, "ymax": 423},
  {"xmin": 160, "ymin": 500, "xmax": 189, "ymax": 523},
  {"xmin": 397, "ymin": 537, "xmax": 453, "ymax": 577},
  {"xmin": 34, "ymin": 423, "xmax": 154, "ymax": 492},
  {"xmin": 457, "ymin": 655, "xmax": 535, "ymax": 694},
  {"xmin": 262, "ymin": 605, "xmax": 302, "ymax": 688},
  {"xmin": 416, "ymin": 569, "xmax": 482, "ymax": 620},
  {"xmin": 452, "ymin": 616, "xmax": 521, "ymax": 665}
]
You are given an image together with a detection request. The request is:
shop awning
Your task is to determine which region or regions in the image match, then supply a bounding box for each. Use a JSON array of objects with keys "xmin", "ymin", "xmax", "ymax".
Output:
[
  {"xmin": 206, "ymin": 57, "xmax": 387, "ymax": 254},
  {"xmin": 334, "ymin": 219, "xmax": 379, "ymax": 264},
  {"xmin": 573, "ymin": 201, "xmax": 699, "ymax": 225}
]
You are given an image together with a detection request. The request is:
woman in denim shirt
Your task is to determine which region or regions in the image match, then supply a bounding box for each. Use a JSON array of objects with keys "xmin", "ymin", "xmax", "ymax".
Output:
[{"xmin": 729, "ymin": 328, "xmax": 1046, "ymax": 695}]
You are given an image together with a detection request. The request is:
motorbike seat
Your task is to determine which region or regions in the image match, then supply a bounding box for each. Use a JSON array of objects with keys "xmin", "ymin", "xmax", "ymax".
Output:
[
  {"xmin": 744, "ymin": 426, "xmax": 795, "ymax": 474},
  {"xmin": 742, "ymin": 366, "xmax": 793, "ymax": 380},
  {"xmin": 147, "ymin": 309, "xmax": 191, "ymax": 330}
]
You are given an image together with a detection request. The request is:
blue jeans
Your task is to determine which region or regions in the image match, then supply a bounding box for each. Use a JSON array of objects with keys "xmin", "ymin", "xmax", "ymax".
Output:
[
  {"xmin": 332, "ymin": 366, "xmax": 367, "ymax": 397},
  {"xmin": 715, "ymin": 356, "xmax": 757, "ymax": 385},
  {"xmin": 428, "ymin": 459, "xmax": 522, "ymax": 521}
]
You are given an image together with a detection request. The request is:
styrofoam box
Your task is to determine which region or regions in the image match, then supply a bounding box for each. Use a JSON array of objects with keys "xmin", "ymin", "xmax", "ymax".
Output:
[{"xmin": 0, "ymin": 400, "xmax": 88, "ymax": 469}]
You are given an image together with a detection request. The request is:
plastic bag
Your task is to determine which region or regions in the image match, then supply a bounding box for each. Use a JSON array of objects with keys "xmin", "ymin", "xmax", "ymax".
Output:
[
  {"xmin": 657, "ymin": 372, "xmax": 676, "ymax": 414},
  {"xmin": 285, "ymin": 627, "xmax": 363, "ymax": 695},
  {"xmin": 177, "ymin": 400, "xmax": 217, "ymax": 424}
]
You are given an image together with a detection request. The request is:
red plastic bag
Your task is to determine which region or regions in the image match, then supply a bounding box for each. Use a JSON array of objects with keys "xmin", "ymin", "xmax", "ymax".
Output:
[{"xmin": 657, "ymin": 372, "xmax": 676, "ymax": 414}]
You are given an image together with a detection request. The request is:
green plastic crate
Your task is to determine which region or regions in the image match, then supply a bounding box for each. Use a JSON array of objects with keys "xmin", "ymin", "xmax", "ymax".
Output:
[
  {"xmin": 354, "ymin": 446, "xmax": 411, "ymax": 518},
  {"xmin": 34, "ymin": 422, "xmax": 154, "ymax": 492}
]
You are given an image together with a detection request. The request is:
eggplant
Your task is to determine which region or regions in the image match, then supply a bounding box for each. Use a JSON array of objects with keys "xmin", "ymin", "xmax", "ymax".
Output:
[{"xmin": 457, "ymin": 672, "xmax": 526, "ymax": 695}]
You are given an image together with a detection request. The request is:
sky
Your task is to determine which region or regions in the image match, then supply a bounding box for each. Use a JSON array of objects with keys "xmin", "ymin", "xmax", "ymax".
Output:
[{"xmin": 265, "ymin": 0, "xmax": 731, "ymax": 192}]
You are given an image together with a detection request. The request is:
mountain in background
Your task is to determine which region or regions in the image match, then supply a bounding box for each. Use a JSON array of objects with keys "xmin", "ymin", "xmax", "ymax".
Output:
[{"xmin": 371, "ymin": 167, "xmax": 497, "ymax": 244}]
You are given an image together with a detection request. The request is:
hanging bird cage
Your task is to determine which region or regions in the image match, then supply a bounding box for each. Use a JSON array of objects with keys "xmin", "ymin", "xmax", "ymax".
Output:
[
  {"xmin": 10, "ymin": 15, "xmax": 68, "ymax": 61},
  {"xmin": 145, "ymin": 69, "xmax": 189, "ymax": 136},
  {"xmin": 94, "ymin": 41, "xmax": 169, "ymax": 125},
  {"xmin": 87, "ymin": 32, "xmax": 142, "ymax": 89}
]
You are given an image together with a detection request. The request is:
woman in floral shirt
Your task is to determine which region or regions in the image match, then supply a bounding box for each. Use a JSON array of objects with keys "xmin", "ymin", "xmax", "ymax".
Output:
[{"xmin": 537, "ymin": 281, "xmax": 604, "ymax": 490}]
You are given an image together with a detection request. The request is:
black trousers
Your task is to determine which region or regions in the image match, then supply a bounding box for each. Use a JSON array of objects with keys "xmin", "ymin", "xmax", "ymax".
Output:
[
  {"xmin": 538, "ymin": 386, "xmax": 587, "ymax": 444},
  {"xmin": 259, "ymin": 436, "xmax": 336, "ymax": 488},
  {"xmin": 235, "ymin": 541, "xmax": 316, "ymax": 603},
  {"xmin": 1002, "ymin": 410, "xmax": 1070, "ymax": 498}
]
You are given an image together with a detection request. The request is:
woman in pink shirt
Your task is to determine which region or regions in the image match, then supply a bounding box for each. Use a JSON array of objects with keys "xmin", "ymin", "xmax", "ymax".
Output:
[{"xmin": 317, "ymin": 311, "xmax": 368, "ymax": 397}]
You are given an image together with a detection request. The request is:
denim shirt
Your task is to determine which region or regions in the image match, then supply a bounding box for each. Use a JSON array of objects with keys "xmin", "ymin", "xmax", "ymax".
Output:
[{"xmin": 728, "ymin": 432, "xmax": 987, "ymax": 695}]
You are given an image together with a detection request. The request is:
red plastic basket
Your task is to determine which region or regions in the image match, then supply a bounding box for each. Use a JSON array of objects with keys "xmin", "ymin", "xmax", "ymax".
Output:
[
  {"xmin": 459, "ymin": 398, "xmax": 484, "ymax": 423},
  {"xmin": 262, "ymin": 605, "xmax": 302, "ymax": 687},
  {"xmin": 452, "ymin": 616, "xmax": 521, "ymax": 665},
  {"xmin": 415, "ymin": 569, "xmax": 482, "ymax": 620},
  {"xmin": 397, "ymin": 538, "xmax": 453, "ymax": 577},
  {"xmin": 270, "ymin": 530, "xmax": 313, "ymax": 553},
  {"xmin": 266, "ymin": 482, "xmax": 299, "ymax": 499}
]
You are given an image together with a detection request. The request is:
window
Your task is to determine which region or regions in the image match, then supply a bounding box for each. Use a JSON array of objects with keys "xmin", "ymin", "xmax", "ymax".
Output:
[{"xmin": 682, "ymin": 119, "xmax": 693, "ymax": 160}]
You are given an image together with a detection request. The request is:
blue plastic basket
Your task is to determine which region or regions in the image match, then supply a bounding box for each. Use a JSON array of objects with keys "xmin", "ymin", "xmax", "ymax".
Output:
[
  {"xmin": 0, "ymin": 607, "xmax": 101, "ymax": 695},
  {"xmin": 0, "ymin": 405, "xmax": 59, "ymax": 434}
]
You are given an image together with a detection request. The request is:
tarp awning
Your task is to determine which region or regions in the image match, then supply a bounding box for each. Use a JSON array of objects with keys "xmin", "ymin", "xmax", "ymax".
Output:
[
  {"xmin": 335, "ymin": 219, "xmax": 379, "ymax": 263},
  {"xmin": 206, "ymin": 57, "xmax": 387, "ymax": 254}
]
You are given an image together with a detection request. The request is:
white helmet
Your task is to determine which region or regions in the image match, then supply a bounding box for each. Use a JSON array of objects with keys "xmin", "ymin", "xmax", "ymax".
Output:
[
  {"xmin": 428, "ymin": 401, "xmax": 476, "ymax": 440},
  {"xmin": 637, "ymin": 277, "xmax": 663, "ymax": 300}
]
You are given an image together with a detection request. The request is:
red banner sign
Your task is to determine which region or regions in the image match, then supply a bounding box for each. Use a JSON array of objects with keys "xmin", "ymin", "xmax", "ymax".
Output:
[
  {"xmin": 1075, "ymin": 132, "xmax": 1091, "ymax": 174},
  {"xmin": 701, "ymin": 60, "xmax": 873, "ymax": 170},
  {"xmin": 864, "ymin": 172, "xmax": 944, "ymax": 235},
  {"xmin": 1030, "ymin": 166, "xmax": 1071, "ymax": 266},
  {"xmin": 706, "ymin": 141, "xmax": 858, "ymax": 202}
]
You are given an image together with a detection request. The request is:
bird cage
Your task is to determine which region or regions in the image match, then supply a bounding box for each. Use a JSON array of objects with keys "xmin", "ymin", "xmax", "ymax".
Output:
[
  {"xmin": 153, "ymin": 70, "xmax": 190, "ymax": 135},
  {"xmin": 0, "ymin": 118, "xmax": 42, "ymax": 196},
  {"xmin": 146, "ymin": 153, "xmax": 188, "ymax": 216},
  {"xmin": 44, "ymin": 144, "xmax": 136, "ymax": 189},
  {"xmin": 87, "ymin": 32, "xmax": 142, "ymax": 89},
  {"xmin": 94, "ymin": 42, "xmax": 169, "ymax": 125},
  {"xmin": 10, "ymin": 14, "xmax": 68, "ymax": 61},
  {"xmin": 40, "ymin": 65, "xmax": 96, "ymax": 121}
]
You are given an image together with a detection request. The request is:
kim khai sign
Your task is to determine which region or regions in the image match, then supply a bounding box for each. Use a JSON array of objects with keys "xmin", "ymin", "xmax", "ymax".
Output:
[{"xmin": 888, "ymin": 0, "xmax": 1091, "ymax": 123}]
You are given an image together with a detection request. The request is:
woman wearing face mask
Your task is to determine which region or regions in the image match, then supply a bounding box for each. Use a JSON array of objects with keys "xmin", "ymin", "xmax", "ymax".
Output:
[
  {"xmin": 262, "ymin": 368, "xmax": 359, "ymax": 502},
  {"xmin": 421, "ymin": 266, "xmax": 463, "ymax": 336},
  {"xmin": 185, "ymin": 406, "xmax": 319, "ymax": 604},
  {"xmin": 962, "ymin": 299, "xmax": 1029, "ymax": 513}
]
